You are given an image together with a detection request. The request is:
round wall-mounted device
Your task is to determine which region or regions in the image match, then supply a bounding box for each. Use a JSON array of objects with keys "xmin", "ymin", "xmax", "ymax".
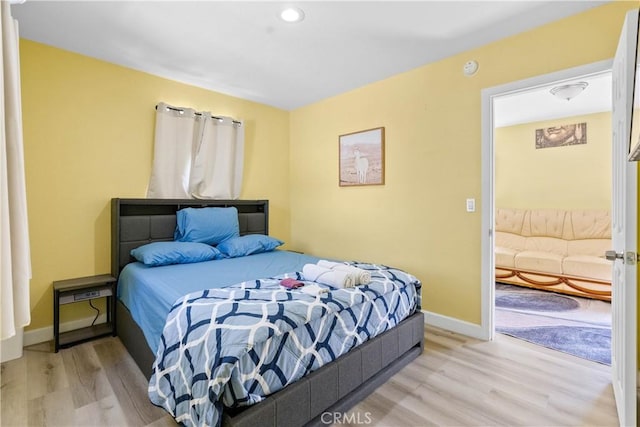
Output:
[{"xmin": 463, "ymin": 60, "xmax": 479, "ymax": 76}]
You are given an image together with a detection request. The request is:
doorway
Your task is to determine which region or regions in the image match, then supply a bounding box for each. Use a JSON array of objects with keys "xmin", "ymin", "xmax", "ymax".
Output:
[
  {"xmin": 479, "ymin": 59, "xmax": 613, "ymax": 341},
  {"xmin": 490, "ymin": 72, "xmax": 613, "ymax": 364}
]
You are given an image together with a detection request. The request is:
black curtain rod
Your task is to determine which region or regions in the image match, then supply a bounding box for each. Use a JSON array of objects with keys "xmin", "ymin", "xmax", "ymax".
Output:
[{"xmin": 155, "ymin": 104, "xmax": 242, "ymax": 125}]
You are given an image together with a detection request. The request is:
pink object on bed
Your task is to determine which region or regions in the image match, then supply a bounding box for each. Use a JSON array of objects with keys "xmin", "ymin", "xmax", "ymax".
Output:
[{"xmin": 280, "ymin": 278, "xmax": 304, "ymax": 289}]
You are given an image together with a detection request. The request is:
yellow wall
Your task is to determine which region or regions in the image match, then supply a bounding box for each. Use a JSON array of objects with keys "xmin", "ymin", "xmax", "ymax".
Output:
[
  {"xmin": 289, "ymin": 2, "xmax": 635, "ymax": 324},
  {"xmin": 496, "ymin": 112, "xmax": 611, "ymax": 210},
  {"xmin": 20, "ymin": 40, "xmax": 291, "ymax": 331}
]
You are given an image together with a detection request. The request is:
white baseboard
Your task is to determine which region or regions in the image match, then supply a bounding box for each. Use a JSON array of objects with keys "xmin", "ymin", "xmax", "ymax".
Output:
[
  {"xmin": 23, "ymin": 314, "xmax": 108, "ymax": 347},
  {"xmin": 422, "ymin": 309, "xmax": 488, "ymax": 340}
]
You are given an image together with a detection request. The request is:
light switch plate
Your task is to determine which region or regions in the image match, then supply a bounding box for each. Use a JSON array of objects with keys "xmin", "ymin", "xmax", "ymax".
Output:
[{"xmin": 466, "ymin": 198, "xmax": 476, "ymax": 212}]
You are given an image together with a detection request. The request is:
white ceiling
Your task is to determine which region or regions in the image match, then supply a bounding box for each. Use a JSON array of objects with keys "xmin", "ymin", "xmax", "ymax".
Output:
[{"xmin": 12, "ymin": 1, "xmax": 610, "ymax": 112}]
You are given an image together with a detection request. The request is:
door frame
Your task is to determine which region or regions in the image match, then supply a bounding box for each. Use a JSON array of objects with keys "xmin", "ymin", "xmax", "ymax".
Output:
[{"xmin": 480, "ymin": 59, "xmax": 613, "ymax": 341}]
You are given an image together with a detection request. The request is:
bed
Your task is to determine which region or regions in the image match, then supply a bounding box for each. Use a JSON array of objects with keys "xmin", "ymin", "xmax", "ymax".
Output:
[{"xmin": 111, "ymin": 198, "xmax": 424, "ymax": 427}]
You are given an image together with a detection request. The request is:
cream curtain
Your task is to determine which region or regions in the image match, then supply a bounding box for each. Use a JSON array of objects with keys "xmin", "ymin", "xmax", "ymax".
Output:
[
  {"xmin": 0, "ymin": 1, "xmax": 31, "ymax": 341},
  {"xmin": 147, "ymin": 102, "xmax": 244, "ymax": 199}
]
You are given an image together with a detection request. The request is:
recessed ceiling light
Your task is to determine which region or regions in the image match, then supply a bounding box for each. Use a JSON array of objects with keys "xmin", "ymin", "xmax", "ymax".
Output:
[{"xmin": 280, "ymin": 7, "xmax": 305, "ymax": 23}]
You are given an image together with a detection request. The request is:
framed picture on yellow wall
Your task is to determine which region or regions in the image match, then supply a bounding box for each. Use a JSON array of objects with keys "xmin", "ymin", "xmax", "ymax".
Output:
[
  {"xmin": 339, "ymin": 127, "xmax": 385, "ymax": 186},
  {"xmin": 535, "ymin": 122, "xmax": 587, "ymax": 149}
]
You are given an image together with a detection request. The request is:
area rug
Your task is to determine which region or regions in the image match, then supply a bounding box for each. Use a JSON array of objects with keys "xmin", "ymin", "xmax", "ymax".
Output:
[{"xmin": 495, "ymin": 283, "xmax": 611, "ymax": 365}]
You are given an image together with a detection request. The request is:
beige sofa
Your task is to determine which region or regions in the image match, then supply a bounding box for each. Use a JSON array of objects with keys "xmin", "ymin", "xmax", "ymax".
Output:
[{"xmin": 495, "ymin": 208, "xmax": 612, "ymax": 301}]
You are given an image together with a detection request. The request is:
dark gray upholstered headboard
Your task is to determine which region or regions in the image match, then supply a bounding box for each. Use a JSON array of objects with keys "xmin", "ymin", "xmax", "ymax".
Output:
[{"xmin": 111, "ymin": 198, "xmax": 269, "ymax": 278}]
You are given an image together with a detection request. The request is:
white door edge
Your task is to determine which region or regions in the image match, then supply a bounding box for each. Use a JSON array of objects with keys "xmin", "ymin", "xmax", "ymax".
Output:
[{"xmin": 611, "ymin": 10, "xmax": 638, "ymax": 426}]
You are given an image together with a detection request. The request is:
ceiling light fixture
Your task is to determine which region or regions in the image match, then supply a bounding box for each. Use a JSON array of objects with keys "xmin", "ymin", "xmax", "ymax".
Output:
[
  {"xmin": 549, "ymin": 81, "xmax": 589, "ymax": 101},
  {"xmin": 280, "ymin": 7, "xmax": 305, "ymax": 23}
]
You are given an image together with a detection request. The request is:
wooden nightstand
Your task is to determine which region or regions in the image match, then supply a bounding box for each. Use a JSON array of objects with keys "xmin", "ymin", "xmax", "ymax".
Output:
[{"xmin": 53, "ymin": 274, "xmax": 117, "ymax": 352}]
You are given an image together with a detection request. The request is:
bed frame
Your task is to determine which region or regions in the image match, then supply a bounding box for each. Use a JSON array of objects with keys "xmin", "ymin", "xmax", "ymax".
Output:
[{"xmin": 111, "ymin": 198, "xmax": 424, "ymax": 427}]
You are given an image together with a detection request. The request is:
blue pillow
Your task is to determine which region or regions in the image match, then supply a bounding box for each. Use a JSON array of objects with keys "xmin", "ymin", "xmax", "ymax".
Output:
[
  {"xmin": 217, "ymin": 235, "xmax": 284, "ymax": 258},
  {"xmin": 131, "ymin": 242, "xmax": 221, "ymax": 266},
  {"xmin": 174, "ymin": 207, "xmax": 240, "ymax": 245}
]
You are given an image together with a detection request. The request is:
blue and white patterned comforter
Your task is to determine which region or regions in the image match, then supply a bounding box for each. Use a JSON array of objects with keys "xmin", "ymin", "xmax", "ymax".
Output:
[{"xmin": 148, "ymin": 262, "xmax": 421, "ymax": 427}]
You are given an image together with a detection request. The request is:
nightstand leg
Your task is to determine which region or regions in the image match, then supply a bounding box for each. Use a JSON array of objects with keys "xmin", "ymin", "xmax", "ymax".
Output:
[
  {"xmin": 53, "ymin": 290, "xmax": 60, "ymax": 352},
  {"xmin": 109, "ymin": 283, "xmax": 116, "ymax": 337}
]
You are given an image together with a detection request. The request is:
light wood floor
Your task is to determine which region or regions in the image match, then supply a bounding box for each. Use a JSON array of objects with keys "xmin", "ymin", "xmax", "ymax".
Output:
[{"xmin": 0, "ymin": 326, "xmax": 619, "ymax": 427}]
